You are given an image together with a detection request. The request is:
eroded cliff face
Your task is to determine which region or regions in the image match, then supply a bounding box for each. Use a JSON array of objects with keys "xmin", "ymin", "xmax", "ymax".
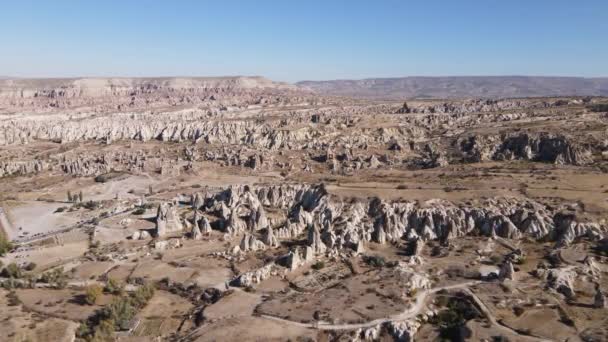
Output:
[
  {"xmin": 192, "ymin": 184, "xmax": 606, "ymax": 255},
  {"xmin": 457, "ymin": 132, "xmax": 593, "ymax": 165},
  {"xmin": 0, "ymin": 77, "xmax": 307, "ymax": 112},
  {"xmin": 396, "ymin": 98, "xmax": 582, "ymax": 115}
]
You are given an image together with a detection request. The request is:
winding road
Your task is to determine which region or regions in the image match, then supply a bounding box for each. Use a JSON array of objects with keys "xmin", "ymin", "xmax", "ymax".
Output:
[
  {"xmin": 260, "ymin": 280, "xmax": 552, "ymax": 341},
  {"xmin": 260, "ymin": 281, "xmax": 481, "ymax": 331}
]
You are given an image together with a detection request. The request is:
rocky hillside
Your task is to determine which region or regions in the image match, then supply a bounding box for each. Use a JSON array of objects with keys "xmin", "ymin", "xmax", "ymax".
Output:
[
  {"xmin": 298, "ymin": 76, "xmax": 608, "ymax": 99},
  {"xmin": 0, "ymin": 76, "xmax": 306, "ymax": 112}
]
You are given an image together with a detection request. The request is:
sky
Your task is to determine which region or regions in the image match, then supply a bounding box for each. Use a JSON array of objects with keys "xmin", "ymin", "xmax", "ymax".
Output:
[{"xmin": 1, "ymin": 0, "xmax": 607, "ymax": 82}]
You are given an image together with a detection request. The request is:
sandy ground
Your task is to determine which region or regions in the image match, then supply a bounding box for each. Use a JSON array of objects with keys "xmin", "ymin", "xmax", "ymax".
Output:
[
  {"xmin": 0, "ymin": 289, "xmax": 79, "ymax": 342},
  {"xmin": 3, "ymin": 201, "xmax": 80, "ymax": 240},
  {"xmin": 4, "ymin": 240, "xmax": 89, "ymax": 270},
  {"xmin": 190, "ymin": 316, "xmax": 317, "ymax": 342},
  {"xmin": 203, "ymin": 290, "xmax": 261, "ymax": 321},
  {"xmin": 16, "ymin": 288, "xmax": 113, "ymax": 321}
]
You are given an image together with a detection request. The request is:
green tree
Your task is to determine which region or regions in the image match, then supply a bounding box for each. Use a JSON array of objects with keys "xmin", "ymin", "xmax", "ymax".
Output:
[
  {"xmin": 85, "ymin": 284, "xmax": 103, "ymax": 305},
  {"xmin": 1, "ymin": 263, "xmax": 22, "ymax": 278},
  {"xmin": 131, "ymin": 283, "xmax": 155, "ymax": 307},
  {"xmin": 91, "ymin": 319, "xmax": 115, "ymax": 341},
  {"xmin": 104, "ymin": 278, "xmax": 124, "ymax": 295},
  {"xmin": 39, "ymin": 267, "xmax": 68, "ymax": 288},
  {"xmin": 0, "ymin": 233, "xmax": 13, "ymax": 256},
  {"xmin": 103, "ymin": 297, "xmax": 136, "ymax": 331}
]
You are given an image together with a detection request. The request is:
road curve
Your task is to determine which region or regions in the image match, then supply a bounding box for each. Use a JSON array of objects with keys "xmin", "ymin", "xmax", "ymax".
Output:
[{"xmin": 259, "ymin": 281, "xmax": 481, "ymax": 331}]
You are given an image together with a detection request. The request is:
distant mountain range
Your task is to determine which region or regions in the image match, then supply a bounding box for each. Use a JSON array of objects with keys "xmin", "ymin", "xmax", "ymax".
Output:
[{"xmin": 297, "ymin": 76, "xmax": 608, "ymax": 99}]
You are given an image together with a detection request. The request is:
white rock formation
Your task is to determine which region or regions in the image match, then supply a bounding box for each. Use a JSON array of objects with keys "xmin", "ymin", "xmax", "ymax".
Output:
[{"xmin": 155, "ymin": 202, "xmax": 183, "ymax": 237}]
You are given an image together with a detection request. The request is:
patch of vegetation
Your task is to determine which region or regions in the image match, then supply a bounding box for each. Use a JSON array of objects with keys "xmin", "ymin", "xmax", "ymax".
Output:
[
  {"xmin": 362, "ymin": 255, "xmax": 387, "ymax": 268},
  {"xmin": 132, "ymin": 207, "xmax": 146, "ymax": 215},
  {"xmin": 94, "ymin": 172, "xmax": 123, "ymax": 183},
  {"xmin": 132, "ymin": 202, "xmax": 156, "ymax": 215},
  {"xmin": 1, "ymin": 262, "xmax": 22, "ymax": 278},
  {"xmin": 1, "ymin": 278, "xmax": 20, "ymax": 290},
  {"xmin": 77, "ymin": 283, "xmax": 155, "ymax": 341},
  {"xmin": 431, "ymin": 292, "xmax": 480, "ymax": 340},
  {"xmin": 513, "ymin": 306, "xmax": 525, "ymax": 316},
  {"xmin": 104, "ymin": 278, "xmax": 125, "ymax": 296},
  {"xmin": 85, "ymin": 284, "xmax": 104, "ymax": 305},
  {"xmin": 38, "ymin": 267, "xmax": 69, "ymax": 289},
  {"xmin": 0, "ymin": 233, "xmax": 14, "ymax": 256},
  {"xmin": 6, "ymin": 290, "xmax": 21, "ymax": 306},
  {"xmin": 587, "ymin": 103, "xmax": 608, "ymax": 112},
  {"xmin": 311, "ymin": 261, "xmax": 325, "ymax": 270},
  {"xmin": 81, "ymin": 200, "xmax": 102, "ymax": 210},
  {"xmin": 514, "ymin": 255, "xmax": 527, "ymax": 265},
  {"xmin": 489, "ymin": 254, "xmax": 503, "ymax": 265},
  {"xmin": 24, "ymin": 262, "xmax": 37, "ymax": 271}
]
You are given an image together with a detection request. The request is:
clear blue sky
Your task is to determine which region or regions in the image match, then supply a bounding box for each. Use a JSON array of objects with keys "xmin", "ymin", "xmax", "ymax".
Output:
[{"xmin": 1, "ymin": 0, "xmax": 607, "ymax": 82}]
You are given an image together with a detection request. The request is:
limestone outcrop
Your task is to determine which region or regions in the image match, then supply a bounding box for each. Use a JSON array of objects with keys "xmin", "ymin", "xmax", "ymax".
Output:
[
  {"xmin": 155, "ymin": 202, "xmax": 183, "ymax": 237},
  {"xmin": 0, "ymin": 160, "xmax": 46, "ymax": 177},
  {"xmin": 195, "ymin": 183, "xmax": 606, "ymax": 261}
]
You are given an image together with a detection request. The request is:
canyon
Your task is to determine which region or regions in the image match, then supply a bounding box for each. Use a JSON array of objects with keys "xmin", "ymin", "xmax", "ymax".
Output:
[{"xmin": 0, "ymin": 77, "xmax": 607, "ymax": 342}]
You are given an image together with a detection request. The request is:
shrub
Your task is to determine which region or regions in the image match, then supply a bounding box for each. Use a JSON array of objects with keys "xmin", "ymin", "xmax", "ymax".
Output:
[
  {"xmin": 492, "ymin": 336, "xmax": 510, "ymax": 342},
  {"xmin": 363, "ymin": 255, "xmax": 387, "ymax": 268},
  {"xmin": 0, "ymin": 234, "xmax": 13, "ymax": 256},
  {"xmin": 431, "ymin": 293, "xmax": 480, "ymax": 340},
  {"xmin": 1, "ymin": 263, "xmax": 22, "ymax": 278},
  {"xmin": 587, "ymin": 103, "xmax": 608, "ymax": 112},
  {"xmin": 132, "ymin": 208, "xmax": 146, "ymax": 215},
  {"xmin": 39, "ymin": 267, "xmax": 69, "ymax": 289},
  {"xmin": 76, "ymin": 323, "xmax": 92, "ymax": 339},
  {"xmin": 104, "ymin": 278, "xmax": 125, "ymax": 295},
  {"xmin": 6, "ymin": 290, "xmax": 21, "ymax": 306},
  {"xmin": 82, "ymin": 201, "xmax": 101, "ymax": 210},
  {"xmin": 311, "ymin": 261, "xmax": 325, "ymax": 270},
  {"xmin": 94, "ymin": 172, "xmax": 121, "ymax": 183},
  {"xmin": 102, "ymin": 297, "xmax": 137, "ymax": 331},
  {"xmin": 92, "ymin": 319, "xmax": 116, "ymax": 340},
  {"xmin": 131, "ymin": 283, "xmax": 155, "ymax": 307},
  {"xmin": 1, "ymin": 278, "xmax": 19, "ymax": 290},
  {"xmin": 85, "ymin": 285, "xmax": 103, "ymax": 305},
  {"xmin": 489, "ymin": 254, "xmax": 503, "ymax": 265},
  {"xmin": 78, "ymin": 282, "xmax": 155, "ymax": 340},
  {"xmin": 24, "ymin": 262, "xmax": 37, "ymax": 271}
]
